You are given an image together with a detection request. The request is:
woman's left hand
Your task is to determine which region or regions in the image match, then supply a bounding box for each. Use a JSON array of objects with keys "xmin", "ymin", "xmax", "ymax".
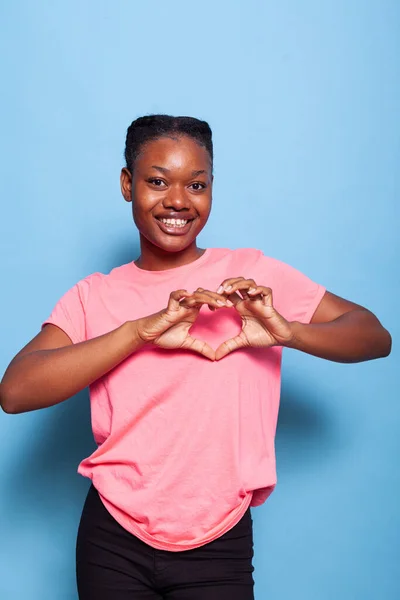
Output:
[{"xmin": 215, "ymin": 277, "xmax": 294, "ymax": 360}]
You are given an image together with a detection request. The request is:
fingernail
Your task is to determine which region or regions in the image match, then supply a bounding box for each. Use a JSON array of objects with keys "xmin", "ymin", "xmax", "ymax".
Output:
[
  {"xmin": 248, "ymin": 288, "xmax": 257, "ymax": 293},
  {"xmin": 226, "ymin": 300, "xmax": 234, "ymax": 307},
  {"xmin": 217, "ymin": 286, "xmax": 224, "ymax": 294},
  {"xmin": 217, "ymin": 300, "xmax": 225, "ymax": 306},
  {"xmin": 224, "ymin": 285, "xmax": 232, "ymax": 292}
]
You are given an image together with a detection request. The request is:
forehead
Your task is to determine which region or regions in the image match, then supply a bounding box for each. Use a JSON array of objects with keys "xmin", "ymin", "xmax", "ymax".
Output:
[{"xmin": 135, "ymin": 135, "xmax": 211, "ymax": 172}]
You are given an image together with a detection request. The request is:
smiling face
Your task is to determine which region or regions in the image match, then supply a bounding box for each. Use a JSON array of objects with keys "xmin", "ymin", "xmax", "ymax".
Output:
[{"xmin": 121, "ymin": 135, "xmax": 213, "ymax": 261}]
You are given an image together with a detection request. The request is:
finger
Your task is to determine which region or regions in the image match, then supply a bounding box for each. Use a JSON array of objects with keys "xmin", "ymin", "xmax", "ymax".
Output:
[
  {"xmin": 182, "ymin": 290, "xmax": 234, "ymax": 309},
  {"xmin": 194, "ymin": 288, "xmax": 234, "ymax": 309},
  {"xmin": 195, "ymin": 287, "xmax": 235, "ymax": 306},
  {"xmin": 262, "ymin": 287, "xmax": 273, "ymax": 306},
  {"xmin": 225, "ymin": 291, "xmax": 243, "ymax": 307},
  {"xmin": 217, "ymin": 277, "xmax": 245, "ymax": 294},
  {"xmin": 184, "ymin": 336, "xmax": 215, "ymax": 361},
  {"xmin": 228, "ymin": 279, "xmax": 257, "ymax": 297},
  {"xmin": 168, "ymin": 289, "xmax": 191, "ymax": 310},
  {"xmin": 218, "ymin": 279, "xmax": 258, "ymax": 299},
  {"xmin": 215, "ymin": 335, "xmax": 246, "ymax": 360},
  {"xmin": 247, "ymin": 286, "xmax": 273, "ymax": 306}
]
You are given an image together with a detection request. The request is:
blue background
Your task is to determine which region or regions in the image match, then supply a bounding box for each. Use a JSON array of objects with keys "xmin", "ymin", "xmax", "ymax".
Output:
[{"xmin": 0, "ymin": 1, "xmax": 398, "ymax": 598}]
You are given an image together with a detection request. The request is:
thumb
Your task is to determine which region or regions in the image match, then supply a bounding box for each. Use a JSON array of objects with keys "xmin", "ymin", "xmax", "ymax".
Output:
[
  {"xmin": 184, "ymin": 336, "xmax": 216, "ymax": 361},
  {"xmin": 168, "ymin": 289, "xmax": 191, "ymax": 311},
  {"xmin": 215, "ymin": 335, "xmax": 246, "ymax": 361}
]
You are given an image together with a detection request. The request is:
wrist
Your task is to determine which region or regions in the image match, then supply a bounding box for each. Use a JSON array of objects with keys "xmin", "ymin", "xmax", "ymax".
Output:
[
  {"xmin": 283, "ymin": 321, "xmax": 305, "ymax": 350},
  {"xmin": 129, "ymin": 311, "xmax": 167, "ymax": 345},
  {"xmin": 122, "ymin": 320, "xmax": 148, "ymax": 350}
]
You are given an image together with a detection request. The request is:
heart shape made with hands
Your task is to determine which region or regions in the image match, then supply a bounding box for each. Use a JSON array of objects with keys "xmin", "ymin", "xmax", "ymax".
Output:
[{"xmin": 161, "ymin": 278, "xmax": 293, "ymax": 361}]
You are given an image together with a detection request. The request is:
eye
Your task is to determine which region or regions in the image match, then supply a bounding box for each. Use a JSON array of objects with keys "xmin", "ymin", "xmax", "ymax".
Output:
[
  {"xmin": 189, "ymin": 182, "xmax": 206, "ymax": 191},
  {"xmin": 148, "ymin": 178, "xmax": 166, "ymax": 187}
]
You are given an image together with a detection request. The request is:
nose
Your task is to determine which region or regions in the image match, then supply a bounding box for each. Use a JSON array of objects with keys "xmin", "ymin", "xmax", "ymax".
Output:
[{"xmin": 162, "ymin": 185, "xmax": 191, "ymax": 211}]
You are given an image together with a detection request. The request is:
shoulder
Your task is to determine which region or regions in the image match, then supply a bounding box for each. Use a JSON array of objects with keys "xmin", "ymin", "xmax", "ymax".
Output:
[
  {"xmin": 211, "ymin": 247, "xmax": 287, "ymax": 273},
  {"xmin": 70, "ymin": 262, "xmax": 135, "ymax": 299},
  {"xmin": 209, "ymin": 249, "xmax": 320, "ymax": 291},
  {"xmin": 210, "ymin": 247, "xmax": 263, "ymax": 266}
]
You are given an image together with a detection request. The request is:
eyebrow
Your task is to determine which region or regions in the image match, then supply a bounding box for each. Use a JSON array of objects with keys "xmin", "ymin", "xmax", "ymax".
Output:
[{"xmin": 151, "ymin": 165, "xmax": 207, "ymax": 177}]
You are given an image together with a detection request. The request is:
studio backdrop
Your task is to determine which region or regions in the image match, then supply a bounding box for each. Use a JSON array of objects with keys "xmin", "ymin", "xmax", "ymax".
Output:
[{"xmin": 0, "ymin": 1, "xmax": 398, "ymax": 599}]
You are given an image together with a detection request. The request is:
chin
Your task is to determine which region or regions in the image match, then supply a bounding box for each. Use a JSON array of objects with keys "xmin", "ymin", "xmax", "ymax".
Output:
[
  {"xmin": 156, "ymin": 237, "xmax": 195, "ymax": 253},
  {"xmin": 140, "ymin": 229, "xmax": 192, "ymax": 253}
]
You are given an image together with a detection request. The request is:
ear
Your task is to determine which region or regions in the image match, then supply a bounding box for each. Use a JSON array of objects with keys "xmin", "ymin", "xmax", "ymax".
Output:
[{"xmin": 120, "ymin": 168, "xmax": 133, "ymax": 203}]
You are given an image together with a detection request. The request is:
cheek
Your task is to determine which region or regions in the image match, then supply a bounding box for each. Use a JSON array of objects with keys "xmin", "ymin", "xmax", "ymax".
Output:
[
  {"xmin": 194, "ymin": 192, "xmax": 212, "ymax": 216},
  {"xmin": 132, "ymin": 203, "xmax": 143, "ymax": 226},
  {"xmin": 199, "ymin": 196, "xmax": 212, "ymax": 220},
  {"xmin": 132, "ymin": 186, "xmax": 159, "ymax": 218}
]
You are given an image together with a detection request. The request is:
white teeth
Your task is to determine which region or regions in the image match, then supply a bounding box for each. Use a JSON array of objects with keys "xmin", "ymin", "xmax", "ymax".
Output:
[{"xmin": 160, "ymin": 218, "xmax": 188, "ymax": 227}]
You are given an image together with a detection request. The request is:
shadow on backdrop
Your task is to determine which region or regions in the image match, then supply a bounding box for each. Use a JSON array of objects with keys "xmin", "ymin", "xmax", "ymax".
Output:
[
  {"xmin": 0, "ymin": 390, "xmax": 94, "ymax": 599},
  {"xmin": 276, "ymin": 380, "xmax": 339, "ymax": 473}
]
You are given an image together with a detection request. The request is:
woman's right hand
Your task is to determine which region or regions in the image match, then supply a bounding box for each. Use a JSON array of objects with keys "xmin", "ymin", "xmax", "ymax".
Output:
[
  {"xmin": 0, "ymin": 288, "xmax": 229, "ymax": 413},
  {"xmin": 135, "ymin": 289, "xmax": 233, "ymax": 360}
]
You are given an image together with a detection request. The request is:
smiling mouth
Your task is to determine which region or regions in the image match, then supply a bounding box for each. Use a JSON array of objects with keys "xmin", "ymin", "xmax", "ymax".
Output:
[
  {"xmin": 155, "ymin": 216, "xmax": 195, "ymax": 236},
  {"xmin": 158, "ymin": 217, "xmax": 191, "ymax": 228}
]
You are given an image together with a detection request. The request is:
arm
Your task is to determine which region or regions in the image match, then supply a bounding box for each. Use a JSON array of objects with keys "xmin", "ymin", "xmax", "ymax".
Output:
[
  {"xmin": 0, "ymin": 287, "xmax": 229, "ymax": 414},
  {"xmin": 213, "ymin": 277, "xmax": 391, "ymax": 363},
  {"xmin": 288, "ymin": 291, "xmax": 392, "ymax": 363},
  {"xmin": 0, "ymin": 322, "xmax": 143, "ymax": 414}
]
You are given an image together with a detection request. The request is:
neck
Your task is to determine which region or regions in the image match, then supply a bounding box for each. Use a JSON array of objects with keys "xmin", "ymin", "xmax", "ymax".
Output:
[{"xmin": 135, "ymin": 236, "xmax": 205, "ymax": 271}]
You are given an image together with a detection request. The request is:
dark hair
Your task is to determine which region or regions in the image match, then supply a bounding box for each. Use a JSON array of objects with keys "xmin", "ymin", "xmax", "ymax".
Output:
[{"xmin": 124, "ymin": 114, "xmax": 213, "ymax": 173}]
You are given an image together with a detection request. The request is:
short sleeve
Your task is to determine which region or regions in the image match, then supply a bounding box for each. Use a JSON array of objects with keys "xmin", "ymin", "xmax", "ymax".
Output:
[
  {"xmin": 42, "ymin": 280, "xmax": 89, "ymax": 344},
  {"xmin": 259, "ymin": 255, "xmax": 326, "ymax": 324}
]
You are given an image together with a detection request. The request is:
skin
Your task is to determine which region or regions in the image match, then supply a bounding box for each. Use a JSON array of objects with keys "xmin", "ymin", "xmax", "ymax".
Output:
[
  {"xmin": 120, "ymin": 135, "xmax": 213, "ymax": 271},
  {"xmin": 0, "ymin": 134, "xmax": 392, "ymax": 414}
]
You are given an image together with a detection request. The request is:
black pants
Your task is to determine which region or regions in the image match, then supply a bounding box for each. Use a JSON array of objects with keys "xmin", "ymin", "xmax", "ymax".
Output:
[{"xmin": 76, "ymin": 485, "xmax": 255, "ymax": 599}]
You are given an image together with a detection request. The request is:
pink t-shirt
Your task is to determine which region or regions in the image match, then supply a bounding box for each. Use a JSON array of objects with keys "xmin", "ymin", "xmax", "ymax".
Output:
[{"xmin": 43, "ymin": 248, "xmax": 325, "ymax": 551}]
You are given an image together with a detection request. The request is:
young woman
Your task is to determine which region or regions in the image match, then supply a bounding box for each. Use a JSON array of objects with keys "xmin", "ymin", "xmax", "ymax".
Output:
[{"xmin": 0, "ymin": 115, "xmax": 391, "ymax": 599}]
